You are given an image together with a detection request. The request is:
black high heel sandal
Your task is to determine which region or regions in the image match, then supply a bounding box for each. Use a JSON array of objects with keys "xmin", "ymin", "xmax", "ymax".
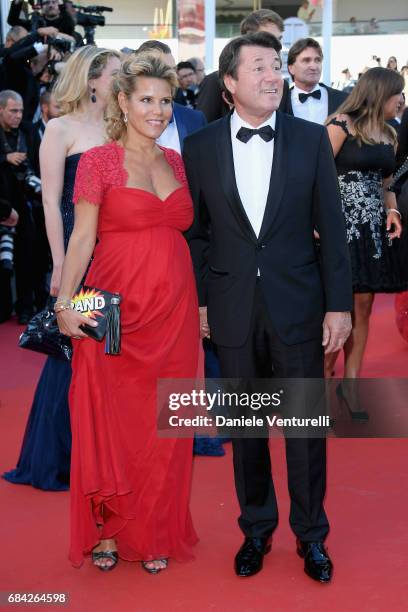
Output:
[
  {"xmin": 92, "ymin": 550, "xmax": 119, "ymax": 572},
  {"xmin": 141, "ymin": 559, "xmax": 168, "ymax": 574},
  {"xmin": 336, "ymin": 383, "xmax": 369, "ymax": 422}
]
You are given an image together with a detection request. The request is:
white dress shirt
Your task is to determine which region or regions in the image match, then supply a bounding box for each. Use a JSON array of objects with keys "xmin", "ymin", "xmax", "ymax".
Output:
[
  {"xmin": 156, "ymin": 114, "xmax": 181, "ymax": 154},
  {"xmin": 230, "ymin": 110, "xmax": 275, "ymax": 238},
  {"xmin": 290, "ymin": 84, "xmax": 328, "ymax": 125}
]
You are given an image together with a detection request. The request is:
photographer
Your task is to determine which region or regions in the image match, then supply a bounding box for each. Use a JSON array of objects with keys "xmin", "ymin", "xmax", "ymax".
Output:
[
  {"xmin": 0, "ymin": 195, "xmax": 19, "ymax": 313},
  {"xmin": 0, "ymin": 90, "xmax": 41, "ymax": 324},
  {"xmin": 8, "ymin": 0, "xmax": 76, "ymax": 37},
  {"xmin": 2, "ymin": 26, "xmax": 71, "ymax": 121}
]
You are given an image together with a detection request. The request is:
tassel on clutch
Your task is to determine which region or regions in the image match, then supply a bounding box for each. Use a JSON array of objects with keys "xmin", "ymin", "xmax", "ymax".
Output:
[{"xmin": 71, "ymin": 286, "xmax": 122, "ymax": 355}]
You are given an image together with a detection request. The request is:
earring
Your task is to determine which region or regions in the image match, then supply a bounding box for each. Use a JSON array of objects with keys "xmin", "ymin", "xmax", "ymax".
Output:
[
  {"xmin": 123, "ymin": 112, "xmax": 128, "ymax": 124},
  {"xmin": 91, "ymin": 88, "xmax": 96, "ymax": 103}
]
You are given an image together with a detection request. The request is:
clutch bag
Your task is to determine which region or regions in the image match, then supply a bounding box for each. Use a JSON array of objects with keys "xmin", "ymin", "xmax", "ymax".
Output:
[
  {"xmin": 71, "ymin": 285, "xmax": 122, "ymax": 355},
  {"xmin": 18, "ymin": 297, "xmax": 73, "ymax": 362}
]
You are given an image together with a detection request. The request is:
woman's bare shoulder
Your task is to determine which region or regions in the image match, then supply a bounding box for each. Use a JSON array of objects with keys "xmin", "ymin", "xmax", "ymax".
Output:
[{"xmin": 43, "ymin": 116, "xmax": 75, "ymax": 149}]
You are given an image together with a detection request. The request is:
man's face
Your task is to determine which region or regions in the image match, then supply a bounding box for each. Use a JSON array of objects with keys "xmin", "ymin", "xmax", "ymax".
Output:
[
  {"xmin": 258, "ymin": 23, "xmax": 283, "ymax": 42},
  {"xmin": 194, "ymin": 59, "xmax": 205, "ymax": 84},
  {"xmin": 41, "ymin": 0, "xmax": 60, "ymax": 19},
  {"xmin": 224, "ymin": 45, "xmax": 283, "ymax": 123},
  {"xmin": 177, "ymin": 67, "xmax": 197, "ymax": 90},
  {"xmin": 288, "ymin": 46, "xmax": 322, "ymax": 89},
  {"xmin": 0, "ymin": 98, "xmax": 24, "ymax": 130},
  {"xmin": 42, "ymin": 95, "xmax": 61, "ymax": 121}
]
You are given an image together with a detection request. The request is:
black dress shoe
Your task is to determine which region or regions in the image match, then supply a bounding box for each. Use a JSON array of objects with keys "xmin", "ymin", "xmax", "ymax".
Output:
[
  {"xmin": 296, "ymin": 540, "xmax": 333, "ymax": 583},
  {"xmin": 234, "ymin": 537, "xmax": 272, "ymax": 577}
]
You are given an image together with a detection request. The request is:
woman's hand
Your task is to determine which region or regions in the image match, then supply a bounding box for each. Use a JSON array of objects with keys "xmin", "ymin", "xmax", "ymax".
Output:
[
  {"xmin": 50, "ymin": 264, "xmax": 63, "ymax": 296},
  {"xmin": 386, "ymin": 211, "xmax": 402, "ymax": 239},
  {"xmin": 56, "ymin": 308, "xmax": 98, "ymax": 339}
]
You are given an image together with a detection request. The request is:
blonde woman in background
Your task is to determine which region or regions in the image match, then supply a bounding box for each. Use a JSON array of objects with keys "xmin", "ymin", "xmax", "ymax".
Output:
[{"xmin": 3, "ymin": 47, "xmax": 121, "ymax": 507}]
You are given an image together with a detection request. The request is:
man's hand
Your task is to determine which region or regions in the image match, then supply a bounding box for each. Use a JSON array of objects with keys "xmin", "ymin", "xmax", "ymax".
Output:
[
  {"xmin": 48, "ymin": 47, "xmax": 62, "ymax": 62},
  {"xmin": 199, "ymin": 306, "xmax": 210, "ymax": 339},
  {"xmin": 6, "ymin": 152, "xmax": 26, "ymax": 166},
  {"xmin": 1, "ymin": 208, "xmax": 19, "ymax": 227},
  {"xmin": 37, "ymin": 26, "xmax": 59, "ymax": 38},
  {"xmin": 322, "ymin": 311, "xmax": 352, "ymax": 354}
]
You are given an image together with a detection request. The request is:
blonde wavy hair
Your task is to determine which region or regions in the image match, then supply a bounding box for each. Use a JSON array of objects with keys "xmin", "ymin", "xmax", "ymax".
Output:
[
  {"xmin": 326, "ymin": 67, "xmax": 404, "ymax": 146},
  {"xmin": 106, "ymin": 53, "xmax": 178, "ymax": 141},
  {"xmin": 53, "ymin": 45, "xmax": 121, "ymax": 115}
]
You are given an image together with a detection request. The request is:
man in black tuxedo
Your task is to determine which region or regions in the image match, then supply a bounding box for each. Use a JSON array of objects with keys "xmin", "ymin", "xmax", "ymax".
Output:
[
  {"xmin": 284, "ymin": 37, "xmax": 347, "ymax": 123},
  {"xmin": 184, "ymin": 32, "xmax": 352, "ymax": 582},
  {"xmin": 196, "ymin": 8, "xmax": 290, "ymax": 122}
]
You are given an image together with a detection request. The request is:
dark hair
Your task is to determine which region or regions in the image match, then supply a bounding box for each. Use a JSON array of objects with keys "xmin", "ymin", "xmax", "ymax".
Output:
[
  {"xmin": 287, "ymin": 37, "xmax": 323, "ymax": 67},
  {"xmin": 326, "ymin": 67, "xmax": 404, "ymax": 146},
  {"xmin": 240, "ymin": 9, "xmax": 284, "ymax": 35},
  {"xmin": 137, "ymin": 40, "xmax": 171, "ymax": 55},
  {"xmin": 219, "ymin": 32, "xmax": 282, "ymax": 104},
  {"xmin": 177, "ymin": 61, "xmax": 196, "ymax": 73},
  {"xmin": 40, "ymin": 90, "xmax": 52, "ymax": 106}
]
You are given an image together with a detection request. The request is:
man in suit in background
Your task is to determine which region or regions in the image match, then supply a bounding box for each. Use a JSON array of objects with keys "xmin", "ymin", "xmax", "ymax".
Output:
[
  {"xmin": 184, "ymin": 32, "xmax": 352, "ymax": 583},
  {"xmin": 284, "ymin": 38, "xmax": 348, "ymax": 124},
  {"xmin": 196, "ymin": 8, "xmax": 290, "ymax": 122},
  {"xmin": 174, "ymin": 61, "xmax": 199, "ymax": 109},
  {"xmin": 32, "ymin": 91, "xmax": 60, "ymax": 173}
]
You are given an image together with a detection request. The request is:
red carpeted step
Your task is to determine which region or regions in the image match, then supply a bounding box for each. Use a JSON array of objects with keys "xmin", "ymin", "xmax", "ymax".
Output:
[{"xmin": 0, "ymin": 297, "xmax": 407, "ymax": 610}]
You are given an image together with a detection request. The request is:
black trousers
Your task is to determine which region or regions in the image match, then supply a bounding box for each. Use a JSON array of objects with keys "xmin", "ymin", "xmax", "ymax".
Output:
[{"xmin": 216, "ymin": 281, "xmax": 329, "ymax": 542}]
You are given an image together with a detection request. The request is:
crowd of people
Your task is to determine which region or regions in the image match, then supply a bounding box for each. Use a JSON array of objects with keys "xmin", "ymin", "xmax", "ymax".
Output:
[{"xmin": 1, "ymin": 4, "xmax": 408, "ymax": 584}]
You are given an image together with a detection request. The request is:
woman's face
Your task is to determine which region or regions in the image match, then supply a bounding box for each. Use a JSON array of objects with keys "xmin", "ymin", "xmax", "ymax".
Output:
[
  {"xmin": 383, "ymin": 92, "xmax": 404, "ymax": 119},
  {"xmin": 388, "ymin": 58, "xmax": 397, "ymax": 69},
  {"xmin": 119, "ymin": 77, "xmax": 173, "ymax": 140},
  {"xmin": 92, "ymin": 56, "xmax": 121, "ymax": 106}
]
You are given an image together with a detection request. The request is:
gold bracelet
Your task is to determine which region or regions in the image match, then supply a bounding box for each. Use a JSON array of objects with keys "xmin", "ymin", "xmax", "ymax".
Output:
[
  {"xmin": 54, "ymin": 305, "xmax": 72, "ymax": 314},
  {"xmin": 54, "ymin": 300, "xmax": 73, "ymax": 313}
]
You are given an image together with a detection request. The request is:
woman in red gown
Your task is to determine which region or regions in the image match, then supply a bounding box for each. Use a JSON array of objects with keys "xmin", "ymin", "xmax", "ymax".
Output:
[{"xmin": 55, "ymin": 55, "xmax": 199, "ymax": 572}]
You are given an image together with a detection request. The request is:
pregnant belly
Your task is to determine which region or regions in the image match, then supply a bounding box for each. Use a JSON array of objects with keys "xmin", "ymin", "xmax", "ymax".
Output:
[{"xmin": 84, "ymin": 227, "xmax": 195, "ymax": 332}]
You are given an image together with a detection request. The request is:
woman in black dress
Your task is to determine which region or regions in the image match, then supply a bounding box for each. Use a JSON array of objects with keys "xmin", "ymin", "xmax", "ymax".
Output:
[{"xmin": 325, "ymin": 68, "xmax": 405, "ymax": 412}]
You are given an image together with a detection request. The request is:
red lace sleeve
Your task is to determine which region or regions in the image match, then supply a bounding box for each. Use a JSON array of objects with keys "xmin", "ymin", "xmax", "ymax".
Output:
[
  {"xmin": 161, "ymin": 147, "xmax": 188, "ymax": 186},
  {"xmin": 73, "ymin": 147, "xmax": 105, "ymax": 206}
]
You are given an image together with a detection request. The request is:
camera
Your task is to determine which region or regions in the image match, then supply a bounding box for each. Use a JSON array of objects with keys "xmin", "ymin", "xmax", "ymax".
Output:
[
  {"xmin": 72, "ymin": 4, "xmax": 113, "ymax": 44},
  {"xmin": 14, "ymin": 162, "xmax": 42, "ymax": 196},
  {"xmin": 25, "ymin": 172, "xmax": 42, "ymax": 195},
  {"xmin": 0, "ymin": 226, "xmax": 15, "ymax": 273},
  {"xmin": 46, "ymin": 36, "xmax": 75, "ymax": 55}
]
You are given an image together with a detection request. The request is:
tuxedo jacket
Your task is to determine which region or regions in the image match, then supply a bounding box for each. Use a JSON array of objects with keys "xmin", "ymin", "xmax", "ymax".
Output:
[
  {"xmin": 196, "ymin": 71, "xmax": 290, "ymax": 123},
  {"xmin": 283, "ymin": 83, "xmax": 348, "ymax": 118},
  {"xmin": 183, "ymin": 111, "xmax": 352, "ymax": 347},
  {"xmin": 172, "ymin": 103, "xmax": 207, "ymax": 151}
]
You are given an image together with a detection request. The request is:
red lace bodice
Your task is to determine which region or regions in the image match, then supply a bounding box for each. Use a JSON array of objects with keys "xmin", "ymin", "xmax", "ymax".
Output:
[{"xmin": 72, "ymin": 141, "xmax": 188, "ymax": 206}]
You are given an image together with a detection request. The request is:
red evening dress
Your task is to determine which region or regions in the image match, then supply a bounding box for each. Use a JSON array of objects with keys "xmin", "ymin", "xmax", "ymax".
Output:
[{"xmin": 68, "ymin": 141, "xmax": 199, "ymax": 567}]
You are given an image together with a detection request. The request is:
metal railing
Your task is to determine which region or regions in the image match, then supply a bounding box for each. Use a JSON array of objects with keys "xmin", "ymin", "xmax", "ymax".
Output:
[
  {"xmin": 95, "ymin": 19, "xmax": 408, "ymax": 41},
  {"xmin": 216, "ymin": 19, "xmax": 408, "ymax": 38}
]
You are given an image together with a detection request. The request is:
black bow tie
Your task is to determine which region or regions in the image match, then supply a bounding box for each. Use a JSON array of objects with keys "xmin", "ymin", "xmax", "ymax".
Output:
[
  {"xmin": 298, "ymin": 89, "xmax": 321, "ymax": 103},
  {"xmin": 236, "ymin": 125, "xmax": 275, "ymax": 143}
]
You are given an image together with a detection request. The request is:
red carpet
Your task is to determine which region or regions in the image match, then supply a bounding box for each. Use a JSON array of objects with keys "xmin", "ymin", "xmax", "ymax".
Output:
[{"xmin": 1, "ymin": 296, "xmax": 407, "ymax": 611}]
